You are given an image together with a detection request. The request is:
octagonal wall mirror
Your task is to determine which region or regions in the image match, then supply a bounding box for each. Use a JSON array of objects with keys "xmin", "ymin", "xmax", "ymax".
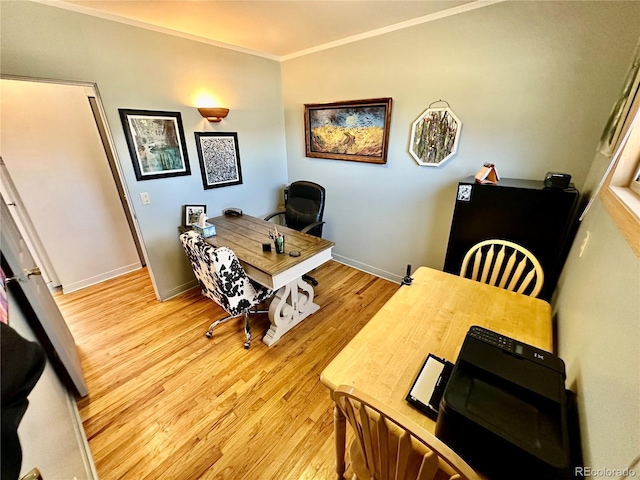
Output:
[{"xmin": 409, "ymin": 105, "xmax": 462, "ymax": 167}]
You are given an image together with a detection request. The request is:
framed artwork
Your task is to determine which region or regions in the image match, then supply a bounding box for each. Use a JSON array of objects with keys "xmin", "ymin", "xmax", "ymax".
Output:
[
  {"xmin": 119, "ymin": 109, "xmax": 191, "ymax": 181},
  {"xmin": 598, "ymin": 40, "xmax": 640, "ymax": 157},
  {"xmin": 409, "ymin": 104, "xmax": 462, "ymax": 167},
  {"xmin": 183, "ymin": 205, "xmax": 207, "ymax": 227},
  {"xmin": 304, "ymin": 98, "xmax": 393, "ymax": 164},
  {"xmin": 194, "ymin": 132, "xmax": 243, "ymax": 189}
]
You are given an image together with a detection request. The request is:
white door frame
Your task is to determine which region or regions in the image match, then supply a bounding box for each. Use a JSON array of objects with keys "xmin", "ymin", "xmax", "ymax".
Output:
[{"xmin": 0, "ymin": 74, "xmax": 161, "ymax": 300}]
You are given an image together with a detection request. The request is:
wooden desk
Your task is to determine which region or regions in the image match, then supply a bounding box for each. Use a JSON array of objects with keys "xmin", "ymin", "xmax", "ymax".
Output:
[
  {"xmin": 205, "ymin": 214, "xmax": 335, "ymax": 346},
  {"xmin": 320, "ymin": 266, "xmax": 552, "ymax": 480}
]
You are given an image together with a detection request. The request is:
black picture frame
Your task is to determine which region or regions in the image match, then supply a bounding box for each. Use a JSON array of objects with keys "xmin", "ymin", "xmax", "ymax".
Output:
[
  {"xmin": 194, "ymin": 132, "xmax": 243, "ymax": 189},
  {"xmin": 119, "ymin": 109, "xmax": 191, "ymax": 181},
  {"xmin": 183, "ymin": 205, "xmax": 207, "ymax": 227}
]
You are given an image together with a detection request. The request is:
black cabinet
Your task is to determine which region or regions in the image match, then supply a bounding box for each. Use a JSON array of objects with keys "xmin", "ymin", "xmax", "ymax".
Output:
[{"xmin": 443, "ymin": 177, "xmax": 579, "ymax": 300}]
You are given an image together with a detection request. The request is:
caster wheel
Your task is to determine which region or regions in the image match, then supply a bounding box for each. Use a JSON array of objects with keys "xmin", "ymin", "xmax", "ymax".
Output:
[
  {"xmin": 311, "ymin": 279, "xmax": 319, "ymax": 286},
  {"xmin": 205, "ymin": 332, "xmax": 213, "ymax": 338},
  {"xmin": 244, "ymin": 342, "xmax": 251, "ymax": 349}
]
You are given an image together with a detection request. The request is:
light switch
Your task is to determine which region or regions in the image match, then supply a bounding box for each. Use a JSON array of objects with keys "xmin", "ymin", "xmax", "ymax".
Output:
[{"xmin": 140, "ymin": 192, "xmax": 151, "ymax": 205}]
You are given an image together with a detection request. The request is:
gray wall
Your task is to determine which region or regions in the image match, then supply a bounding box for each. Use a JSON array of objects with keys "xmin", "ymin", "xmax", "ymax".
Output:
[
  {"xmin": 280, "ymin": 3, "xmax": 640, "ymax": 468},
  {"xmin": 1, "ymin": 1, "xmax": 288, "ymax": 300},
  {"xmin": 282, "ymin": 1, "xmax": 640, "ymax": 281},
  {"xmin": 554, "ymin": 195, "xmax": 639, "ymax": 471},
  {"xmin": 2, "ymin": 0, "xmax": 639, "ymax": 470}
]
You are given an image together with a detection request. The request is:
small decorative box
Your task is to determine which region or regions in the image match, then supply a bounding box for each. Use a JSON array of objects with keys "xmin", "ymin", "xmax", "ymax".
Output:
[{"xmin": 193, "ymin": 223, "xmax": 216, "ymax": 238}]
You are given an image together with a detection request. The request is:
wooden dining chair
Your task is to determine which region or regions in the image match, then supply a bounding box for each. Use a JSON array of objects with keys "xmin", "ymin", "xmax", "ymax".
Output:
[
  {"xmin": 334, "ymin": 385, "xmax": 482, "ymax": 480},
  {"xmin": 460, "ymin": 239, "xmax": 544, "ymax": 297}
]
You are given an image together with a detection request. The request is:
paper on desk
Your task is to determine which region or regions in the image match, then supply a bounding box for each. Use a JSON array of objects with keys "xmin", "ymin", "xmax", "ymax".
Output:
[{"xmin": 409, "ymin": 356, "xmax": 445, "ymax": 404}]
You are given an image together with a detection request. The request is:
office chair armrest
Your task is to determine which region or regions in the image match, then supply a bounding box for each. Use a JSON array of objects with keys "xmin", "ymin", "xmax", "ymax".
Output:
[
  {"xmin": 264, "ymin": 211, "xmax": 286, "ymax": 222},
  {"xmin": 301, "ymin": 221, "xmax": 325, "ymax": 235}
]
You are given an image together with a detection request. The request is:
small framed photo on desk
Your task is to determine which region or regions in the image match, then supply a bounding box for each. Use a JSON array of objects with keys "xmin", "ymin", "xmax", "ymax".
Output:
[{"xmin": 183, "ymin": 205, "xmax": 207, "ymax": 227}]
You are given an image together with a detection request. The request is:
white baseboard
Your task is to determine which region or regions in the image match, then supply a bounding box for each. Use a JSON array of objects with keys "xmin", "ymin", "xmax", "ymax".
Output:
[
  {"xmin": 160, "ymin": 279, "xmax": 198, "ymax": 301},
  {"xmin": 331, "ymin": 254, "xmax": 402, "ymax": 284},
  {"xmin": 66, "ymin": 393, "xmax": 98, "ymax": 480},
  {"xmin": 62, "ymin": 263, "xmax": 142, "ymax": 294},
  {"xmin": 159, "ymin": 256, "xmax": 400, "ymax": 303}
]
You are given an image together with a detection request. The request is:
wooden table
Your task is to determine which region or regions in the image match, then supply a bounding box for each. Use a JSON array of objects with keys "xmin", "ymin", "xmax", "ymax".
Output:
[
  {"xmin": 320, "ymin": 266, "xmax": 552, "ymax": 480},
  {"xmin": 205, "ymin": 214, "xmax": 335, "ymax": 346}
]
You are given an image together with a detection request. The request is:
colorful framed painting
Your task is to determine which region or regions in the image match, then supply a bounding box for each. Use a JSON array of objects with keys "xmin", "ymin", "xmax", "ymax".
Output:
[
  {"xmin": 194, "ymin": 132, "xmax": 243, "ymax": 189},
  {"xmin": 304, "ymin": 98, "xmax": 393, "ymax": 164},
  {"xmin": 119, "ymin": 109, "xmax": 191, "ymax": 181}
]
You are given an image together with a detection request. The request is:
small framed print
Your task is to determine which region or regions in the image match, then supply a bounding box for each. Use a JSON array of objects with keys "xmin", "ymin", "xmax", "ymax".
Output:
[
  {"xmin": 183, "ymin": 205, "xmax": 207, "ymax": 227},
  {"xmin": 119, "ymin": 109, "xmax": 191, "ymax": 181},
  {"xmin": 194, "ymin": 132, "xmax": 243, "ymax": 189}
]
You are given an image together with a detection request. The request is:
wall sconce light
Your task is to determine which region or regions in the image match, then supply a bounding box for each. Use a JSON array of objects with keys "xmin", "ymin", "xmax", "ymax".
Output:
[{"xmin": 198, "ymin": 107, "xmax": 229, "ymax": 123}]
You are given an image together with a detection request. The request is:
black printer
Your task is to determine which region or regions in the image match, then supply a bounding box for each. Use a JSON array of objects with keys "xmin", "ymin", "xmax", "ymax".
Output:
[{"xmin": 435, "ymin": 326, "xmax": 572, "ymax": 480}]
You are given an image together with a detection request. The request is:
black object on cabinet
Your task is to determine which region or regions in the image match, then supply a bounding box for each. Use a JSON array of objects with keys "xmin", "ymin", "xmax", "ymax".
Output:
[{"xmin": 443, "ymin": 177, "xmax": 579, "ymax": 300}]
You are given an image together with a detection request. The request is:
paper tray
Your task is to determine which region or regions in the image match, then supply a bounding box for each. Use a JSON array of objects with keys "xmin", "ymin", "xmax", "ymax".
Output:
[{"xmin": 406, "ymin": 353, "xmax": 454, "ymax": 420}]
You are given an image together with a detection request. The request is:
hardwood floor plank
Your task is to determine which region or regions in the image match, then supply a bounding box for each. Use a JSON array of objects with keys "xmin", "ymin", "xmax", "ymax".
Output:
[{"xmin": 55, "ymin": 260, "xmax": 399, "ymax": 479}]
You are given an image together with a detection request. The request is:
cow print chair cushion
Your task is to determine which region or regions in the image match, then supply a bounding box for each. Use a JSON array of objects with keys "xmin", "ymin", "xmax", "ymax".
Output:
[{"xmin": 180, "ymin": 231, "xmax": 272, "ymax": 316}]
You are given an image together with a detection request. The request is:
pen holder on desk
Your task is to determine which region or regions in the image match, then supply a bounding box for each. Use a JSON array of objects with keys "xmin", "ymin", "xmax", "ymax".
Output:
[{"xmin": 274, "ymin": 236, "xmax": 285, "ymax": 254}]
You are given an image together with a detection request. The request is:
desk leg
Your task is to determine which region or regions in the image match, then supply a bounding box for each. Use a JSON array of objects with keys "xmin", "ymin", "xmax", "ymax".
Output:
[
  {"xmin": 334, "ymin": 403, "xmax": 347, "ymax": 480},
  {"xmin": 262, "ymin": 277, "xmax": 320, "ymax": 346}
]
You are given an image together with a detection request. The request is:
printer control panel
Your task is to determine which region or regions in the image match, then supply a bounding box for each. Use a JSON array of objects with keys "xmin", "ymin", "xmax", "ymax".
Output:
[
  {"xmin": 468, "ymin": 326, "xmax": 564, "ymax": 374},
  {"xmin": 468, "ymin": 326, "xmax": 515, "ymax": 351}
]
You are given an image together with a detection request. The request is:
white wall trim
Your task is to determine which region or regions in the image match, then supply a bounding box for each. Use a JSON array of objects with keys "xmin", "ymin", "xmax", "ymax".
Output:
[
  {"xmin": 161, "ymin": 280, "xmax": 199, "ymax": 302},
  {"xmin": 65, "ymin": 393, "xmax": 98, "ymax": 480},
  {"xmin": 62, "ymin": 263, "xmax": 142, "ymax": 294},
  {"xmin": 332, "ymin": 254, "xmax": 402, "ymax": 284},
  {"xmin": 34, "ymin": 0, "xmax": 503, "ymax": 63},
  {"xmin": 33, "ymin": 0, "xmax": 281, "ymax": 61},
  {"xmin": 162, "ymin": 256, "xmax": 400, "ymax": 302},
  {"xmin": 280, "ymin": 0, "xmax": 506, "ymax": 61}
]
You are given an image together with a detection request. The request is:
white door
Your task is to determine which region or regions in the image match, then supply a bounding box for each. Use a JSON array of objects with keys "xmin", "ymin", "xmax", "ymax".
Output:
[
  {"xmin": 1, "ymin": 196, "xmax": 87, "ymax": 396},
  {"xmin": 0, "ymin": 157, "xmax": 60, "ymax": 286}
]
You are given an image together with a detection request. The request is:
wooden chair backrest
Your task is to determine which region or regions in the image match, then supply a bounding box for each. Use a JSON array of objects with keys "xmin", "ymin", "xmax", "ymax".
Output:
[
  {"xmin": 460, "ymin": 239, "xmax": 544, "ymax": 297},
  {"xmin": 334, "ymin": 385, "xmax": 482, "ymax": 480}
]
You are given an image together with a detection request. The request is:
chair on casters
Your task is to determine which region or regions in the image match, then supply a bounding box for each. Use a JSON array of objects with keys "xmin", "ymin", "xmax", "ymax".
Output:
[
  {"xmin": 334, "ymin": 385, "xmax": 482, "ymax": 480},
  {"xmin": 460, "ymin": 239, "xmax": 544, "ymax": 297},
  {"xmin": 179, "ymin": 231, "xmax": 273, "ymax": 349},
  {"xmin": 264, "ymin": 180, "xmax": 326, "ymax": 286}
]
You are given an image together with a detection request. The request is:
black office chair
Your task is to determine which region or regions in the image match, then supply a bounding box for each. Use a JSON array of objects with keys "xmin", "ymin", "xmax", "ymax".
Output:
[{"xmin": 264, "ymin": 180, "xmax": 326, "ymax": 286}]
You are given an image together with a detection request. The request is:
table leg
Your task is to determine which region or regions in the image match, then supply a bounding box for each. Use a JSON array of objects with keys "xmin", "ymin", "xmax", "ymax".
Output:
[
  {"xmin": 334, "ymin": 403, "xmax": 347, "ymax": 480},
  {"xmin": 262, "ymin": 276, "xmax": 320, "ymax": 346}
]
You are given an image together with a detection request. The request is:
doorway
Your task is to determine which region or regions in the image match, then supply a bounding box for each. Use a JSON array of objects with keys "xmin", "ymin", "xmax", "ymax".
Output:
[{"xmin": 0, "ymin": 77, "xmax": 149, "ymax": 295}]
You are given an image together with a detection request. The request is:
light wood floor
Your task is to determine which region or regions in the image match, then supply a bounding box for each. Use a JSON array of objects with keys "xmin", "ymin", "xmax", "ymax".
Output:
[{"xmin": 54, "ymin": 261, "xmax": 399, "ymax": 480}]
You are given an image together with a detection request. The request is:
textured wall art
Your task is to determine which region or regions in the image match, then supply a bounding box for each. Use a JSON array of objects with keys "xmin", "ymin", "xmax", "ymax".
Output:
[
  {"xmin": 194, "ymin": 132, "xmax": 243, "ymax": 189},
  {"xmin": 409, "ymin": 101, "xmax": 461, "ymax": 167}
]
